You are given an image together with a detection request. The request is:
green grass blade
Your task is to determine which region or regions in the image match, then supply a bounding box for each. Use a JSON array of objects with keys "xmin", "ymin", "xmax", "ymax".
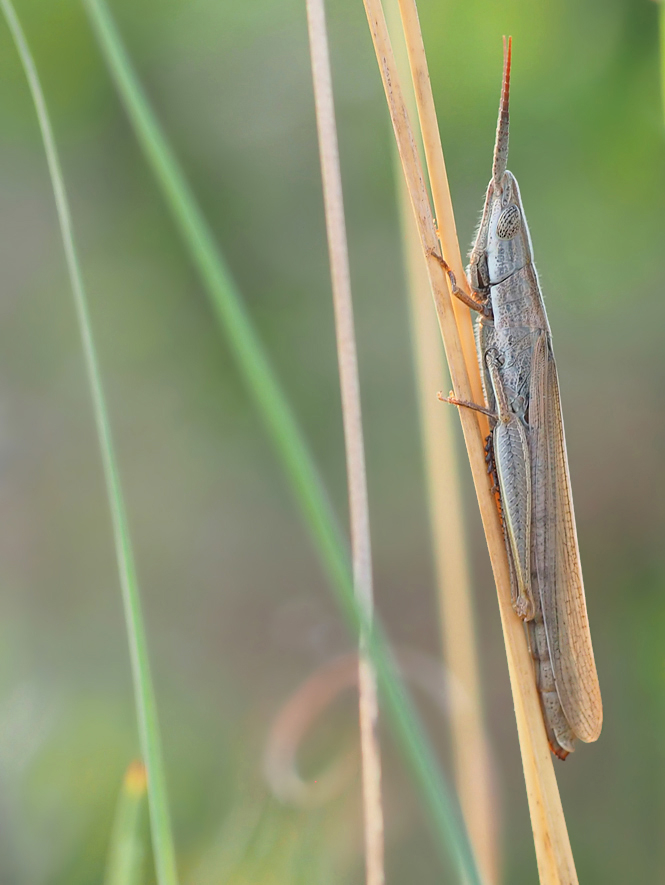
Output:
[
  {"xmin": 81, "ymin": 0, "xmax": 350, "ymax": 605},
  {"xmin": 0, "ymin": 4, "xmax": 179, "ymax": 884},
  {"xmin": 105, "ymin": 761, "xmax": 148, "ymax": 885},
  {"xmin": 80, "ymin": 2, "xmax": 482, "ymax": 882}
]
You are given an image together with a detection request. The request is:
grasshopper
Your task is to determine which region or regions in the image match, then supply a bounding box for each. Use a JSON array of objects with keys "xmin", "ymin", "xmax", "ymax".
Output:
[{"xmin": 441, "ymin": 37, "xmax": 602, "ymax": 758}]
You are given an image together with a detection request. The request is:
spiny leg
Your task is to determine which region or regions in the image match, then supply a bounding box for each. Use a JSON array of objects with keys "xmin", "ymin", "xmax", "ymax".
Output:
[
  {"xmin": 484, "ymin": 356, "xmax": 535, "ymax": 622},
  {"xmin": 440, "ymin": 393, "xmax": 503, "ymax": 516},
  {"xmin": 426, "ymin": 248, "xmax": 492, "ymax": 316},
  {"xmin": 437, "ymin": 390, "xmax": 497, "ymax": 421}
]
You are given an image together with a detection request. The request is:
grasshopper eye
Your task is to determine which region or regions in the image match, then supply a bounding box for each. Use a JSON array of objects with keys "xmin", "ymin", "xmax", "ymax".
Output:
[{"xmin": 496, "ymin": 205, "xmax": 521, "ymax": 239}]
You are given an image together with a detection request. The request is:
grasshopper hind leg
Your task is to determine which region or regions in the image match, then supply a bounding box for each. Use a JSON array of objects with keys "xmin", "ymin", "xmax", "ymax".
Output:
[{"xmin": 485, "ymin": 430, "xmax": 534, "ymax": 625}]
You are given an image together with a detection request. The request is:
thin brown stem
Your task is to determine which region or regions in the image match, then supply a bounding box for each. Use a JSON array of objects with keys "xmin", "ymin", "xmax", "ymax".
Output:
[
  {"xmin": 361, "ymin": 1, "xmax": 580, "ymax": 882},
  {"xmin": 401, "ymin": 182, "xmax": 500, "ymax": 883},
  {"xmin": 385, "ymin": 3, "xmax": 499, "ymax": 880},
  {"xmin": 305, "ymin": 2, "xmax": 384, "ymax": 883},
  {"xmin": 395, "ymin": 0, "xmax": 485, "ymax": 412}
]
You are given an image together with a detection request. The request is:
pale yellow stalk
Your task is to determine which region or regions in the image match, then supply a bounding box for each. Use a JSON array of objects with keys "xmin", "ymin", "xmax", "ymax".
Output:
[
  {"xmin": 306, "ymin": 2, "xmax": 384, "ymax": 883},
  {"xmin": 361, "ymin": 1, "xmax": 580, "ymax": 881},
  {"xmin": 399, "ymin": 182, "xmax": 499, "ymax": 883},
  {"xmin": 384, "ymin": 4, "xmax": 499, "ymax": 880}
]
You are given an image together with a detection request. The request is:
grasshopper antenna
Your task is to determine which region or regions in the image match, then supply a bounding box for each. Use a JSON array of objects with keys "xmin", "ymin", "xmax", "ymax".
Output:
[{"xmin": 492, "ymin": 35, "xmax": 512, "ymax": 189}]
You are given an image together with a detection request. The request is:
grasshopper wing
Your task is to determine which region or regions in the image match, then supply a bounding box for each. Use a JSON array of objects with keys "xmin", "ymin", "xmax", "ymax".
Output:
[{"xmin": 530, "ymin": 333, "xmax": 603, "ymax": 743}]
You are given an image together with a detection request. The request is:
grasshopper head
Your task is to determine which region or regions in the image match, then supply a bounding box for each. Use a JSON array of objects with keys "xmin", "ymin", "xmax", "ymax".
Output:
[{"xmin": 485, "ymin": 37, "xmax": 534, "ymax": 283}]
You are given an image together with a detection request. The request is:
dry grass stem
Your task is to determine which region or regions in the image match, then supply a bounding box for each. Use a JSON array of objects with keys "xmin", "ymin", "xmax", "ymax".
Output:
[
  {"xmin": 362, "ymin": 0, "xmax": 580, "ymax": 881},
  {"xmin": 385, "ymin": 3, "xmax": 498, "ymax": 879},
  {"xmin": 400, "ymin": 185, "xmax": 499, "ymax": 883},
  {"xmin": 394, "ymin": 0, "xmax": 485, "ymax": 411},
  {"xmin": 399, "ymin": 178, "xmax": 499, "ymax": 883},
  {"xmin": 306, "ymin": 1, "xmax": 384, "ymax": 882}
]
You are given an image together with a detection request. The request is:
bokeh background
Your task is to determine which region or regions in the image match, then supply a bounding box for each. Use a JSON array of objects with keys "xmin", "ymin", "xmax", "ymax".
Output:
[{"xmin": 0, "ymin": 0, "xmax": 663, "ymax": 882}]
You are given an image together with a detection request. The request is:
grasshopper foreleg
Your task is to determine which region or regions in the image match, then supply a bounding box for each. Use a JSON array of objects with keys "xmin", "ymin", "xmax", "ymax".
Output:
[
  {"xmin": 426, "ymin": 249, "xmax": 492, "ymax": 316},
  {"xmin": 437, "ymin": 390, "xmax": 497, "ymax": 421}
]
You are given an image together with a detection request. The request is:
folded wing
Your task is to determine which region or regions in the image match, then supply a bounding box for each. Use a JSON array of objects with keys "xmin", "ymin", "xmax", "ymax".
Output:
[{"xmin": 530, "ymin": 333, "xmax": 603, "ymax": 743}]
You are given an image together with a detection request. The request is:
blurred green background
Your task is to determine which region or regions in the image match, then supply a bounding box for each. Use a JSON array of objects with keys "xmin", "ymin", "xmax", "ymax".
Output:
[{"xmin": 0, "ymin": 0, "xmax": 663, "ymax": 882}]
